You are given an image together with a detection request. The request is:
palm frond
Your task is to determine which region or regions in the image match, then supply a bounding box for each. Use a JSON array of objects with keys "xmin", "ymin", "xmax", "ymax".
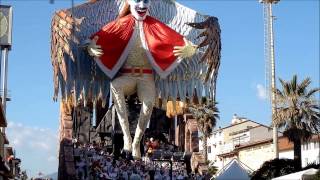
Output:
[
  {"xmin": 275, "ymin": 75, "xmax": 320, "ymax": 142},
  {"xmin": 306, "ymin": 87, "xmax": 320, "ymax": 98},
  {"xmin": 187, "ymin": 102, "xmax": 219, "ymax": 137}
]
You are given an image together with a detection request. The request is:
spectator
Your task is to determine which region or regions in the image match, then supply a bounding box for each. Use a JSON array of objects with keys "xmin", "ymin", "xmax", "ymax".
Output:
[{"xmin": 73, "ymin": 141, "xmax": 207, "ymax": 180}]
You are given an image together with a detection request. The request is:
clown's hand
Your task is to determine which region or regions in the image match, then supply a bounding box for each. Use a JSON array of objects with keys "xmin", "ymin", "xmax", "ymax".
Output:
[
  {"xmin": 173, "ymin": 38, "xmax": 198, "ymax": 59},
  {"xmin": 87, "ymin": 36, "xmax": 103, "ymax": 58}
]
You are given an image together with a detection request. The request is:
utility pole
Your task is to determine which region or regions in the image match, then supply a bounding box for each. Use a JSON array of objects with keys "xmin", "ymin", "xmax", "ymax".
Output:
[{"xmin": 260, "ymin": 0, "xmax": 280, "ymax": 158}]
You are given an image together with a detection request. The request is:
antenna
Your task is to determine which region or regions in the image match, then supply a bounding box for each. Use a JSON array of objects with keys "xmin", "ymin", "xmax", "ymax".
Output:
[{"xmin": 260, "ymin": 0, "xmax": 280, "ymax": 158}]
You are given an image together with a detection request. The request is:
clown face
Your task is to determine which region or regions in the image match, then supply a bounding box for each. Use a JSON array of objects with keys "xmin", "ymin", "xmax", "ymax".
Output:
[{"xmin": 128, "ymin": 0, "xmax": 151, "ymax": 21}]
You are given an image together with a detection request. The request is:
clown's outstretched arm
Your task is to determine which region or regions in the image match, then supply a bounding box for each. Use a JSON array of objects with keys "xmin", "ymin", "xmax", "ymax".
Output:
[
  {"xmin": 87, "ymin": 36, "xmax": 104, "ymax": 58},
  {"xmin": 173, "ymin": 38, "xmax": 198, "ymax": 59}
]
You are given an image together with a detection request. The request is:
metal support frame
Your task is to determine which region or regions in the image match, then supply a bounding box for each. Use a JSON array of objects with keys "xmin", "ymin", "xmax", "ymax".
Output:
[
  {"xmin": 261, "ymin": 0, "xmax": 279, "ymax": 158},
  {"xmin": 268, "ymin": 3, "xmax": 279, "ymax": 159},
  {"xmin": 1, "ymin": 47, "xmax": 9, "ymax": 114}
]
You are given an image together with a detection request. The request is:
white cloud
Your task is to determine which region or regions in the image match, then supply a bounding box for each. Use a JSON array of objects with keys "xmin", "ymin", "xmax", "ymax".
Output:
[
  {"xmin": 6, "ymin": 122, "xmax": 58, "ymax": 177},
  {"xmin": 256, "ymin": 84, "xmax": 268, "ymax": 100},
  {"xmin": 47, "ymin": 156, "xmax": 57, "ymax": 162},
  {"xmin": 7, "ymin": 122, "xmax": 57, "ymax": 151},
  {"xmin": 30, "ymin": 141, "xmax": 51, "ymax": 151}
]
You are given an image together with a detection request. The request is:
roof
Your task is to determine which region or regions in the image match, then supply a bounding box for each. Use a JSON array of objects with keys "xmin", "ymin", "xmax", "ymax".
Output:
[
  {"xmin": 228, "ymin": 134, "xmax": 319, "ymax": 152},
  {"xmin": 217, "ymin": 150, "xmax": 238, "ymax": 158},
  {"xmin": 236, "ymin": 138, "xmax": 273, "ymax": 150},
  {"xmin": 217, "ymin": 138, "xmax": 273, "ymax": 157},
  {"xmin": 215, "ymin": 159, "xmax": 251, "ymax": 180},
  {"xmin": 278, "ymin": 136, "xmax": 294, "ymax": 151},
  {"xmin": 211, "ymin": 119, "xmax": 271, "ymax": 134},
  {"xmin": 309, "ymin": 134, "xmax": 320, "ymax": 141},
  {"xmin": 278, "ymin": 135, "xmax": 320, "ymax": 152}
]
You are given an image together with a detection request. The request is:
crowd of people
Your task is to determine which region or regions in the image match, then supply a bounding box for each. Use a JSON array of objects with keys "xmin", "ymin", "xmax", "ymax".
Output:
[{"xmin": 73, "ymin": 137, "xmax": 210, "ymax": 180}]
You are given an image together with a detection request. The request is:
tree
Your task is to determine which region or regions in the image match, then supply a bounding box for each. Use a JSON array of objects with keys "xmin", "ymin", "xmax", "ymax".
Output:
[
  {"xmin": 208, "ymin": 163, "xmax": 218, "ymax": 176},
  {"xmin": 251, "ymin": 158, "xmax": 298, "ymax": 180},
  {"xmin": 274, "ymin": 75, "xmax": 320, "ymax": 169},
  {"xmin": 188, "ymin": 100, "xmax": 219, "ymax": 161}
]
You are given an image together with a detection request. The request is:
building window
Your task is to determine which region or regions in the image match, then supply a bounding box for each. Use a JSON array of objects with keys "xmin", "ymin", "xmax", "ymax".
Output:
[
  {"xmin": 208, "ymin": 146, "xmax": 211, "ymax": 153},
  {"xmin": 306, "ymin": 143, "xmax": 309, "ymax": 150}
]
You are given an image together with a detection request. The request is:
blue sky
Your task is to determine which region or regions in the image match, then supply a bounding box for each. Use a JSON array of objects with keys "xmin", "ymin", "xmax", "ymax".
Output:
[{"xmin": 0, "ymin": 0, "xmax": 319, "ymax": 177}]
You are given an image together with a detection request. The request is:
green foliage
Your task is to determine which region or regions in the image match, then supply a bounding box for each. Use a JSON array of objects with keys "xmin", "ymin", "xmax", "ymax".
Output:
[
  {"xmin": 252, "ymin": 158, "xmax": 320, "ymax": 180},
  {"xmin": 208, "ymin": 165, "xmax": 218, "ymax": 176},
  {"xmin": 188, "ymin": 101, "xmax": 219, "ymax": 161},
  {"xmin": 274, "ymin": 75, "xmax": 320, "ymax": 168},
  {"xmin": 274, "ymin": 75, "xmax": 320, "ymax": 142},
  {"xmin": 251, "ymin": 158, "xmax": 299, "ymax": 180},
  {"xmin": 188, "ymin": 101, "xmax": 219, "ymax": 138},
  {"xmin": 303, "ymin": 162, "xmax": 320, "ymax": 170}
]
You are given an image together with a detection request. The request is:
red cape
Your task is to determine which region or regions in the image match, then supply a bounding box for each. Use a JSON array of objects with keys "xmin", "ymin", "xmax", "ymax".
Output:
[{"xmin": 91, "ymin": 15, "xmax": 185, "ymax": 79}]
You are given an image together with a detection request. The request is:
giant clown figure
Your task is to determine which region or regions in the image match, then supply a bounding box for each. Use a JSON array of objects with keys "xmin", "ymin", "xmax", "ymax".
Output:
[
  {"xmin": 51, "ymin": 0, "xmax": 221, "ymax": 160},
  {"xmin": 87, "ymin": 0, "xmax": 197, "ymax": 159}
]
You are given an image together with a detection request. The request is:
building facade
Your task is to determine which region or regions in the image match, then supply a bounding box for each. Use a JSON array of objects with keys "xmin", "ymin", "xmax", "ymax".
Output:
[
  {"xmin": 279, "ymin": 135, "xmax": 320, "ymax": 167},
  {"xmin": 0, "ymin": 103, "xmax": 10, "ymax": 179},
  {"xmin": 200, "ymin": 114, "xmax": 320, "ymax": 172},
  {"xmin": 301, "ymin": 136, "xmax": 320, "ymax": 167},
  {"xmin": 200, "ymin": 114, "xmax": 277, "ymax": 171},
  {"xmin": 175, "ymin": 114, "xmax": 200, "ymax": 153}
]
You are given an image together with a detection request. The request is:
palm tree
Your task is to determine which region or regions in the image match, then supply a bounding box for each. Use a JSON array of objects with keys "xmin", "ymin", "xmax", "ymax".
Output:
[
  {"xmin": 188, "ymin": 100, "xmax": 219, "ymax": 161},
  {"xmin": 274, "ymin": 75, "xmax": 320, "ymax": 169}
]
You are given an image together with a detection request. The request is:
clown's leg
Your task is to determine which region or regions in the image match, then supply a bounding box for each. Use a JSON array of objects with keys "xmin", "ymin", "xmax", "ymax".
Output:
[
  {"xmin": 111, "ymin": 75, "xmax": 137, "ymax": 152},
  {"xmin": 132, "ymin": 76, "xmax": 156, "ymax": 159}
]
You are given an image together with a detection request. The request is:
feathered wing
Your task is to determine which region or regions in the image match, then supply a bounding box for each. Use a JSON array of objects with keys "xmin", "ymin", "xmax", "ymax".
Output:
[
  {"xmin": 187, "ymin": 17, "xmax": 221, "ymax": 102},
  {"xmin": 51, "ymin": 0, "xmax": 221, "ymax": 108},
  {"xmin": 51, "ymin": 0, "xmax": 125, "ymax": 107},
  {"xmin": 150, "ymin": 0, "xmax": 221, "ymax": 106}
]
